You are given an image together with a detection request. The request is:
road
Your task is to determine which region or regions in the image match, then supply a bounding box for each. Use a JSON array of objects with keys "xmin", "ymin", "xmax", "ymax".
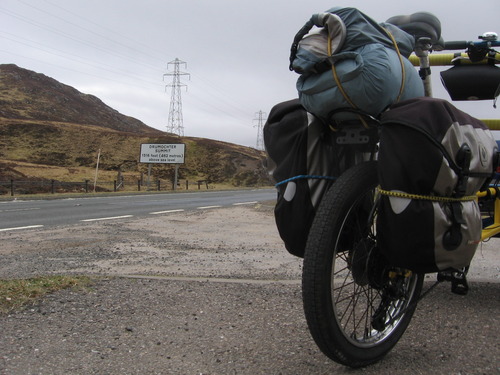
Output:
[
  {"xmin": 0, "ymin": 189, "xmax": 498, "ymax": 374},
  {"xmin": 0, "ymin": 188, "xmax": 276, "ymax": 231},
  {"xmin": 0, "ymin": 201, "xmax": 498, "ymax": 374}
]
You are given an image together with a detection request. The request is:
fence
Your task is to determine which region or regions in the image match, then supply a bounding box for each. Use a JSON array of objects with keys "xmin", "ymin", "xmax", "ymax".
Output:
[{"xmin": 0, "ymin": 179, "xmax": 212, "ymax": 196}]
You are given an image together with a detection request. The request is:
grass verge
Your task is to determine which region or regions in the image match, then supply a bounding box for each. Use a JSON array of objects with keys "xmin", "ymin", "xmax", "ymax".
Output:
[{"xmin": 0, "ymin": 275, "xmax": 93, "ymax": 314}]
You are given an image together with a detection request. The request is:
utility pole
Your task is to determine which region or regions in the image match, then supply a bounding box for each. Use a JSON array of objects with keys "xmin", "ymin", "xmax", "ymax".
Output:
[
  {"xmin": 163, "ymin": 58, "xmax": 190, "ymax": 136},
  {"xmin": 253, "ymin": 110, "xmax": 266, "ymax": 150},
  {"xmin": 93, "ymin": 148, "xmax": 101, "ymax": 193}
]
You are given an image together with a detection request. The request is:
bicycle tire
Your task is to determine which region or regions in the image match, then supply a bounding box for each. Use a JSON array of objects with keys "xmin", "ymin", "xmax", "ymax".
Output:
[{"xmin": 302, "ymin": 161, "xmax": 424, "ymax": 367}]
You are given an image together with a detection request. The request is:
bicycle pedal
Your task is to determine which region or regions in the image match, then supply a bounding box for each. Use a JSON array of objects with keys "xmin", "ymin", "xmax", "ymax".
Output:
[
  {"xmin": 451, "ymin": 275, "xmax": 469, "ymax": 295},
  {"xmin": 437, "ymin": 269, "xmax": 469, "ymax": 295}
]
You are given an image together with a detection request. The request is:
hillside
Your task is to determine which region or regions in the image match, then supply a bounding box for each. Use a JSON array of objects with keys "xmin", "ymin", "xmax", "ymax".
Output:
[
  {"xmin": 0, "ymin": 64, "xmax": 270, "ymax": 192},
  {"xmin": 0, "ymin": 64, "xmax": 162, "ymax": 134}
]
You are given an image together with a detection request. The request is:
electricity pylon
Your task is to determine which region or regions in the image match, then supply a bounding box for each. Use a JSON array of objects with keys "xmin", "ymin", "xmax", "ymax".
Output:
[
  {"xmin": 163, "ymin": 58, "xmax": 190, "ymax": 136},
  {"xmin": 254, "ymin": 110, "xmax": 266, "ymax": 150}
]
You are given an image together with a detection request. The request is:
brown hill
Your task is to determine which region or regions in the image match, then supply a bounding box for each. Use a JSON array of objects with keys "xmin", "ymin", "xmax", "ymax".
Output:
[
  {"xmin": 0, "ymin": 64, "xmax": 270, "ymax": 191},
  {"xmin": 0, "ymin": 64, "xmax": 161, "ymax": 134}
]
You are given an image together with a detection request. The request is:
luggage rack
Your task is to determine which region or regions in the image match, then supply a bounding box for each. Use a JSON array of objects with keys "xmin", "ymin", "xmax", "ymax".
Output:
[{"xmin": 326, "ymin": 107, "xmax": 381, "ymax": 149}]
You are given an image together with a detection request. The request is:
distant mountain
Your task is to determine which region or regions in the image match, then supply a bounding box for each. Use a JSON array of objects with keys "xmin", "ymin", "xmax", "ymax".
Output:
[
  {"xmin": 0, "ymin": 64, "xmax": 162, "ymax": 134},
  {"xmin": 0, "ymin": 64, "xmax": 270, "ymax": 189}
]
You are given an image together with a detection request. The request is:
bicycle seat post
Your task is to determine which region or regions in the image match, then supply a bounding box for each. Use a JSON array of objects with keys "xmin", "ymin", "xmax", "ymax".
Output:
[{"xmin": 414, "ymin": 37, "xmax": 433, "ymax": 97}]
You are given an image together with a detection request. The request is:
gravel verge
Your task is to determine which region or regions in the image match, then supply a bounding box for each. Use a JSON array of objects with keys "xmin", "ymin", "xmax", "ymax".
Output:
[{"xmin": 0, "ymin": 204, "xmax": 498, "ymax": 374}]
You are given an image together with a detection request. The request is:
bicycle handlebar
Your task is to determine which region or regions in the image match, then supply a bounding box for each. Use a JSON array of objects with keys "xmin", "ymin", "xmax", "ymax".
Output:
[
  {"xmin": 410, "ymin": 34, "xmax": 500, "ymax": 66},
  {"xmin": 443, "ymin": 41, "xmax": 468, "ymax": 50},
  {"xmin": 442, "ymin": 39, "xmax": 500, "ymax": 50},
  {"xmin": 409, "ymin": 52, "xmax": 500, "ymax": 66}
]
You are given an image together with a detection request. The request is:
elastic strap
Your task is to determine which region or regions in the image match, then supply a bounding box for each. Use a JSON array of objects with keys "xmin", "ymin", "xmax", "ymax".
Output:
[
  {"xmin": 382, "ymin": 28, "xmax": 406, "ymax": 103},
  {"xmin": 327, "ymin": 35, "xmax": 371, "ymax": 129},
  {"xmin": 378, "ymin": 187, "xmax": 478, "ymax": 203},
  {"xmin": 327, "ymin": 29, "xmax": 406, "ymax": 106},
  {"xmin": 327, "ymin": 34, "xmax": 358, "ymax": 109},
  {"xmin": 275, "ymin": 175, "xmax": 337, "ymax": 187}
]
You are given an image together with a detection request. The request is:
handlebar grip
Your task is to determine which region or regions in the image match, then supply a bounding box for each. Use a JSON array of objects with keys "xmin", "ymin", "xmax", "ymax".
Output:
[{"xmin": 443, "ymin": 40, "xmax": 469, "ymax": 50}]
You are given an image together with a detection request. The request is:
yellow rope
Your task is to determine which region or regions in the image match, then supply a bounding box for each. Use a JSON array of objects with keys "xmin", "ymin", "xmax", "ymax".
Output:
[
  {"xmin": 326, "ymin": 28, "xmax": 406, "ymax": 129},
  {"xmin": 327, "ymin": 34, "xmax": 358, "ymax": 109},
  {"xmin": 327, "ymin": 34, "xmax": 370, "ymax": 128},
  {"xmin": 377, "ymin": 187, "xmax": 478, "ymax": 203},
  {"xmin": 383, "ymin": 28, "xmax": 405, "ymax": 103}
]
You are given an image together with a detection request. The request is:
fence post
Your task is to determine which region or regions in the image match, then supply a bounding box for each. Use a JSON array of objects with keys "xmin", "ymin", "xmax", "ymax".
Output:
[
  {"xmin": 186, "ymin": 180, "xmax": 188, "ymax": 190},
  {"xmin": 85, "ymin": 180, "xmax": 89, "ymax": 193},
  {"xmin": 10, "ymin": 179, "xmax": 14, "ymax": 196},
  {"xmin": 138, "ymin": 180, "xmax": 141, "ymax": 191},
  {"xmin": 114, "ymin": 180, "xmax": 117, "ymax": 192},
  {"xmin": 51, "ymin": 179, "xmax": 55, "ymax": 194},
  {"xmin": 157, "ymin": 179, "xmax": 160, "ymax": 191}
]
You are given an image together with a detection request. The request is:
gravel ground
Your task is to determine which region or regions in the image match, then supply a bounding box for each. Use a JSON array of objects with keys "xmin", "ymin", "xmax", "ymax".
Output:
[{"xmin": 0, "ymin": 204, "xmax": 499, "ymax": 375}]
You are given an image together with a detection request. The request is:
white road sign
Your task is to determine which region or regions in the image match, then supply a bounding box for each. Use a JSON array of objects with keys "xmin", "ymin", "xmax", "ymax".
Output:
[{"xmin": 139, "ymin": 143, "xmax": 185, "ymax": 164}]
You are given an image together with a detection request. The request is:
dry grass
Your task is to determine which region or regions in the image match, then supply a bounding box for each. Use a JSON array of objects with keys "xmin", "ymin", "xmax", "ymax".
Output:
[
  {"xmin": 0, "ymin": 118, "xmax": 271, "ymax": 191},
  {"xmin": 1, "ymin": 159, "xmax": 140, "ymax": 182},
  {"xmin": 0, "ymin": 275, "xmax": 93, "ymax": 314}
]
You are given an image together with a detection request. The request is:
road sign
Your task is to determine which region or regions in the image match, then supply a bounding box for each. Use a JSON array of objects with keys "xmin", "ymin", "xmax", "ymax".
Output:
[{"xmin": 139, "ymin": 143, "xmax": 185, "ymax": 164}]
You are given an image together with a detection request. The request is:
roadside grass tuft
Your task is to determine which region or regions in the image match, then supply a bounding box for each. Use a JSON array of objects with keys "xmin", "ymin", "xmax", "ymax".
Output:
[{"xmin": 0, "ymin": 275, "xmax": 93, "ymax": 314}]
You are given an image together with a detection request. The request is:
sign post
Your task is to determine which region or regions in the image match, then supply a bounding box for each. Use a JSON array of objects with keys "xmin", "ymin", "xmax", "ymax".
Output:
[{"xmin": 139, "ymin": 143, "xmax": 186, "ymax": 190}]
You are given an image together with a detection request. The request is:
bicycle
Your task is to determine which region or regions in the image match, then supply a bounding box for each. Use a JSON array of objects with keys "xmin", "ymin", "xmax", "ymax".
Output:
[{"xmin": 298, "ymin": 17, "xmax": 500, "ymax": 368}]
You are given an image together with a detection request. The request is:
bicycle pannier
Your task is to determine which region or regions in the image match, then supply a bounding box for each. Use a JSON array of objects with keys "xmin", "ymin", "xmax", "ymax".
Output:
[
  {"xmin": 264, "ymin": 99, "xmax": 337, "ymax": 257},
  {"xmin": 440, "ymin": 64, "xmax": 500, "ymax": 101},
  {"xmin": 377, "ymin": 97, "xmax": 498, "ymax": 273}
]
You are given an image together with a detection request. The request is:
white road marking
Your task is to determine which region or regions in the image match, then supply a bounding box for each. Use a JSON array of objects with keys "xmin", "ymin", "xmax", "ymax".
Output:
[
  {"xmin": 81, "ymin": 215, "xmax": 133, "ymax": 222},
  {"xmin": 150, "ymin": 209, "xmax": 185, "ymax": 215},
  {"xmin": 197, "ymin": 205, "xmax": 222, "ymax": 210},
  {"xmin": 0, "ymin": 207, "xmax": 40, "ymax": 213},
  {"xmin": 232, "ymin": 201, "xmax": 258, "ymax": 206},
  {"xmin": 0, "ymin": 225, "xmax": 44, "ymax": 232}
]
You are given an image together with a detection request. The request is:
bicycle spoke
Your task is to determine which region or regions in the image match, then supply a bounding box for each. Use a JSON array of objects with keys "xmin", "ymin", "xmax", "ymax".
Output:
[{"xmin": 302, "ymin": 161, "xmax": 423, "ymax": 366}]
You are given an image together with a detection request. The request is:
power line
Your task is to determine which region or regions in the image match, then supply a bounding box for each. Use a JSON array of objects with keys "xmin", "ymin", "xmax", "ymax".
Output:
[
  {"xmin": 39, "ymin": 0, "xmax": 166, "ymax": 63},
  {"xmin": 188, "ymin": 71, "xmax": 255, "ymax": 116},
  {"xmin": 0, "ymin": 5, "xmax": 159, "ymax": 70},
  {"xmin": 0, "ymin": 31, "xmax": 160, "ymax": 88},
  {"xmin": 0, "ymin": 49, "xmax": 158, "ymax": 92},
  {"xmin": 164, "ymin": 58, "xmax": 190, "ymax": 136}
]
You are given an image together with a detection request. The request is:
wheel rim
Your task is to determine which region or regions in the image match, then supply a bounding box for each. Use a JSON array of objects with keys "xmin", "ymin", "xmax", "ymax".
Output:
[{"xmin": 330, "ymin": 190, "xmax": 419, "ymax": 348}]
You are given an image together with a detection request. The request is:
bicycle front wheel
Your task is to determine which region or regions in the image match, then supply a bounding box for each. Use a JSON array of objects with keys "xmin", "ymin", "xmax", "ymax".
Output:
[{"xmin": 302, "ymin": 161, "xmax": 423, "ymax": 368}]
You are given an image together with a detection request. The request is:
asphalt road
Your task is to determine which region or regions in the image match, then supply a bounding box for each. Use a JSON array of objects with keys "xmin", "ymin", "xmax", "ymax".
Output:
[
  {"xmin": 0, "ymin": 193, "xmax": 498, "ymax": 374},
  {"xmin": 0, "ymin": 188, "xmax": 276, "ymax": 231}
]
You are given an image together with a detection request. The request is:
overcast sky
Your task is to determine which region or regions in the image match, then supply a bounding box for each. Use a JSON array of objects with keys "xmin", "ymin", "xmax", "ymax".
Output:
[{"xmin": 1, "ymin": 0, "xmax": 499, "ymax": 147}]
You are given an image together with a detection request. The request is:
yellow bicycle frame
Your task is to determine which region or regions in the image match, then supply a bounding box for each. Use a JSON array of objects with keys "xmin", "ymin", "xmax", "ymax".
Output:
[
  {"xmin": 410, "ymin": 50, "xmax": 500, "ymax": 242},
  {"xmin": 477, "ymin": 188, "xmax": 500, "ymax": 240},
  {"xmin": 409, "ymin": 52, "xmax": 500, "ymax": 66}
]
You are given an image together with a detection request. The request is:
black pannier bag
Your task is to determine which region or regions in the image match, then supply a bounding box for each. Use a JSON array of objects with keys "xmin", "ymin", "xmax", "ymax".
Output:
[
  {"xmin": 440, "ymin": 64, "xmax": 500, "ymax": 101},
  {"xmin": 264, "ymin": 99, "xmax": 337, "ymax": 257},
  {"xmin": 377, "ymin": 97, "xmax": 498, "ymax": 273}
]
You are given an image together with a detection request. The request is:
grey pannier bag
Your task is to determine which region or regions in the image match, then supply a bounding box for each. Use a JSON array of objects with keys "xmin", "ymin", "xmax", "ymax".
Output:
[{"xmin": 377, "ymin": 97, "xmax": 498, "ymax": 274}]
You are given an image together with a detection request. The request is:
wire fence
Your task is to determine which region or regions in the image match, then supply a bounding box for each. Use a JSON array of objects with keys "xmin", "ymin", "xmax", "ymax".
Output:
[{"xmin": 0, "ymin": 178, "xmax": 212, "ymax": 196}]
